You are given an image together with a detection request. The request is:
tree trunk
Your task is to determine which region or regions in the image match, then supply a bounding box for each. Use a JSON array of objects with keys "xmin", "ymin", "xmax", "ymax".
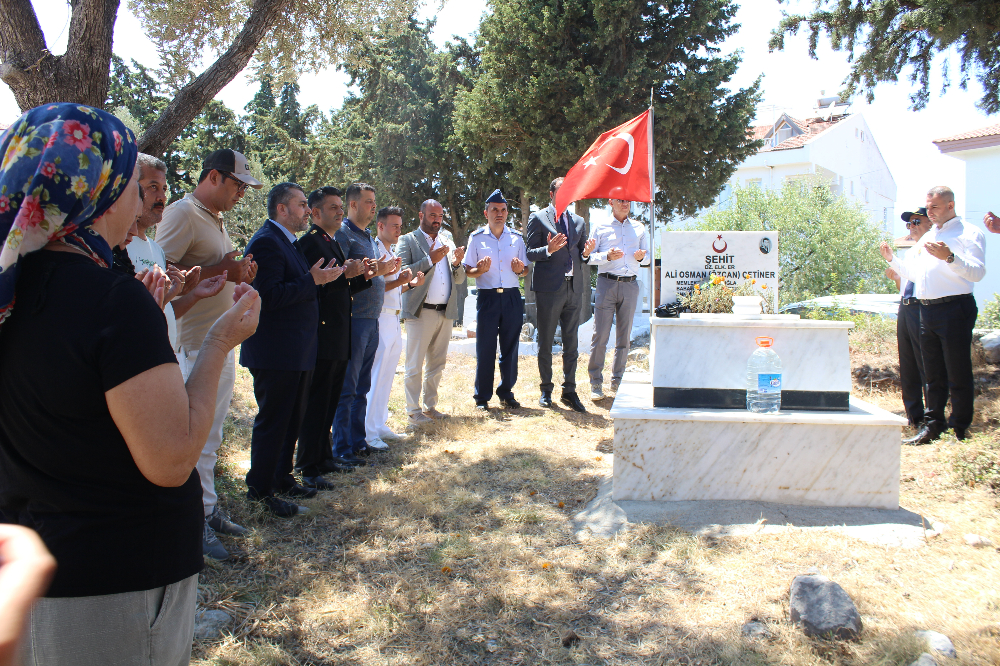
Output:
[
  {"xmin": 519, "ymin": 188, "xmax": 531, "ymax": 232},
  {"xmin": 138, "ymin": 0, "xmax": 289, "ymax": 155},
  {"xmin": 0, "ymin": 0, "xmax": 120, "ymax": 111}
]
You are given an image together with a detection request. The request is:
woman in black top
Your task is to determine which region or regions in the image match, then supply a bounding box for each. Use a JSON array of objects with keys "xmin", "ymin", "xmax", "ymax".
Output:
[{"xmin": 0, "ymin": 105, "xmax": 260, "ymax": 665}]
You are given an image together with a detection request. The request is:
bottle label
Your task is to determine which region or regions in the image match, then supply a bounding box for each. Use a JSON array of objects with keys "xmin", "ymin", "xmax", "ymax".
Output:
[{"xmin": 757, "ymin": 373, "xmax": 781, "ymax": 394}]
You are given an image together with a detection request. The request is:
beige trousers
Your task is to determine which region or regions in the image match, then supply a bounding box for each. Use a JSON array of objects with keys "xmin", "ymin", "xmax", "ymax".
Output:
[{"xmin": 404, "ymin": 308, "xmax": 452, "ymax": 415}]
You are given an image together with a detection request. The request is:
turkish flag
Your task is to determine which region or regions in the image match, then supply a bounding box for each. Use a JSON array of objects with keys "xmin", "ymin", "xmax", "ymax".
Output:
[{"xmin": 554, "ymin": 109, "xmax": 653, "ymax": 216}]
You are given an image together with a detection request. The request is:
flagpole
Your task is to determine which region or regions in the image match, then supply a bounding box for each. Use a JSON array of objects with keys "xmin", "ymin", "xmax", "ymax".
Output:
[{"xmin": 648, "ymin": 87, "xmax": 656, "ymax": 316}]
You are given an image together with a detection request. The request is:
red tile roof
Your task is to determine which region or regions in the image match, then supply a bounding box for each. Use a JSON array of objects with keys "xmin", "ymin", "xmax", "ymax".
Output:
[
  {"xmin": 748, "ymin": 115, "xmax": 846, "ymax": 152},
  {"xmin": 933, "ymin": 123, "xmax": 1000, "ymax": 144}
]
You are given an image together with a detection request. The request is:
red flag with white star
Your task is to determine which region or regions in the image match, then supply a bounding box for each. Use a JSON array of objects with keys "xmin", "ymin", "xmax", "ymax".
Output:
[{"xmin": 554, "ymin": 109, "xmax": 653, "ymax": 216}]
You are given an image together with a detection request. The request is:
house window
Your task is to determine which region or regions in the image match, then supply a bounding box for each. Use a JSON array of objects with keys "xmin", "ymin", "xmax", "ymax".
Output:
[
  {"xmin": 774, "ymin": 123, "xmax": 792, "ymax": 146},
  {"xmin": 747, "ymin": 178, "xmax": 762, "ymax": 189},
  {"xmin": 865, "ymin": 187, "xmax": 869, "ymax": 203},
  {"xmin": 855, "ymin": 128, "xmax": 859, "ymax": 138},
  {"xmin": 850, "ymin": 181, "xmax": 854, "ymax": 196},
  {"xmin": 861, "ymin": 131, "xmax": 865, "ymax": 142}
]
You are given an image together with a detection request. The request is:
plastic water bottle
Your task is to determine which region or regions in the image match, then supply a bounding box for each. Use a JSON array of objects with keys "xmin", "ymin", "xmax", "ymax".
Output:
[{"xmin": 746, "ymin": 336, "xmax": 782, "ymax": 413}]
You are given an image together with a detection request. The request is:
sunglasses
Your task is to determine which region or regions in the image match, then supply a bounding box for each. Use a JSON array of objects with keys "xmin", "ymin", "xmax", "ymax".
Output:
[{"xmin": 219, "ymin": 171, "xmax": 249, "ymax": 193}]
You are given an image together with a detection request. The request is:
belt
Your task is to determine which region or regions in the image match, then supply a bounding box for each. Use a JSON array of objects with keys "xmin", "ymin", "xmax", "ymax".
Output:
[
  {"xmin": 918, "ymin": 293, "xmax": 973, "ymax": 306},
  {"xmin": 478, "ymin": 287, "xmax": 519, "ymax": 294},
  {"xmin": 422, "ymin": 302, "xmax": 447, "ymax": 311},
  {"xmin": 564, "ymin": 275, "xmax": 573, "ymax": 281},
  {"xmin": 381, "ymin": 307, "xmax": 400, "ymax": 316},
  {"xmin": 900, "ymin": 298, "xmax": 920, "ymax": 306},
  {"xmin": 599, "ymin": 273, "xmax": 637, "ymax": 282}
]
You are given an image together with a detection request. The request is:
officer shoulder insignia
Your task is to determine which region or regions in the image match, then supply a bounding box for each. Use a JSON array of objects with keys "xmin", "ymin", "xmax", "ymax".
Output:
[
  {"xmin": 510, "ymin": 228, "xmax": 522, "ymax": 236},
  {"xmin": 471, "ymin": 227, "xmax": 487, "ymax": 236},
  {"xmin": 310, "ymin": 228, "xmax": 318, "ymax": 234}
]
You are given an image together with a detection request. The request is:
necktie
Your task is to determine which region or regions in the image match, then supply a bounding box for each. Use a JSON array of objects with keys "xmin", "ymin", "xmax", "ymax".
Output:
[
  {"xmin": 557, "ymin": 213, "xmax": 572, "ymax": 273},
  {"xmin": 903, "ymin": 281, "xmax": 914, "ymax": 299}
]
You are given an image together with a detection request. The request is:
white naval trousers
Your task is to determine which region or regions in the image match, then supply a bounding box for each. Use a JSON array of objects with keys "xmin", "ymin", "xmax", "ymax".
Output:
[{"xmin": 365, "ymin": 311, "xmax": 403, "ymax": 441}]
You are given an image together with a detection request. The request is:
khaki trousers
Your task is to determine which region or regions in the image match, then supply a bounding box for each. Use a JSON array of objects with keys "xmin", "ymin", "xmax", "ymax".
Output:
[{"xmin": 404, "ymin": 308, "xmax": 452, "ymax": 415}]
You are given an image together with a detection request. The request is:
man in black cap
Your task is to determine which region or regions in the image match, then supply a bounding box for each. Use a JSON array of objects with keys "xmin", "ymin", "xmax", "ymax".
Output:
[
  {"xmin": 158, "ymin": 148, "xmax": 263, "ymax": 560},
  {"xmin": 892, "ymin": 208, "xmax": 933, "ymax": 427},
  {"xmin": 463, "ymin": 189, "xmax": 528, "ymax": 409}
]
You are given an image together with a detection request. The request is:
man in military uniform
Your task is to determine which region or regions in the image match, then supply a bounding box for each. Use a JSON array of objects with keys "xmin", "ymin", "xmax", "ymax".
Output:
[{"xmin": 463, "ymin": 190, "xmax": 528, "ymax": 410}]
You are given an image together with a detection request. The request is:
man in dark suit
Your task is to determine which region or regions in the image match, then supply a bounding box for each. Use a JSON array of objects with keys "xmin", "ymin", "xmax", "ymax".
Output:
[
  {"xmin": 240, "ymin": 182, "xmax": 343, "ymax": 517},
  {"xmin": 525, "ymin": 177, "xmax": 595, "ymax": 412},
  {"xmin": 295, "ymin": 187, "xmax": 373, "ymax": 485}
]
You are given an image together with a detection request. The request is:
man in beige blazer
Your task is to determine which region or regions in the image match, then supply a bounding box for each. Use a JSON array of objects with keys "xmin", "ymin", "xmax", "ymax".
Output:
[{"xmin": 397, "ymin": 200, "xmax": 467, "ymax": 426}]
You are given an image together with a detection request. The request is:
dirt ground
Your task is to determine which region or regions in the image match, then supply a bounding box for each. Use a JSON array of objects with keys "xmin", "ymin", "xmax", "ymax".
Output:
[{"xmin": 194, "ymin": 323, "xmax": 1000, "ymax": 666}]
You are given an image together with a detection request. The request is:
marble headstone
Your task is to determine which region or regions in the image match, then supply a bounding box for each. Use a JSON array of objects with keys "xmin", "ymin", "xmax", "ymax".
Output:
[{"xmin": 660, "ymin": 231, "xmax": 779, "ymax": 304}]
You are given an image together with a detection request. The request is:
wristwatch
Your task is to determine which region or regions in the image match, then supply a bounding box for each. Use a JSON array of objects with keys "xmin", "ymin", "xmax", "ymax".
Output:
[{"xmin": 946, "ymin": 253, "xmax": 955, "ymax": 264}]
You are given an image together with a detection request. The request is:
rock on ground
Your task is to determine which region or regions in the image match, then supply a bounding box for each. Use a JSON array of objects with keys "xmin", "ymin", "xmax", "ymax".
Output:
[
  {"xmin": 915, "ymin": 630, "xmax": 957, "ymax": 658},
  {"xmin": 788, "ymin": 574, "xmax": 863, "ymax": 640},
  {"xmin": 909, "ymin": 653, "xmax": 937, "ymax": 666},
  {"xmin": 193, "ymin": 609, "xmax": 232, "ymax": 640},
  {"xmin": 741, "ymin": 620, "xmax": 773, "ymax": 639},
  {"xmin": 979, "ymin": 330, "xmax": 1000, "ymax": 364},
  {"xmin": 964, "ymin": 533, "xmax": 993, "ymax": 548}
]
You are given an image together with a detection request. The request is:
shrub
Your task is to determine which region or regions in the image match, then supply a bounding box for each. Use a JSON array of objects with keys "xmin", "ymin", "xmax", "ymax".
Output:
[
  {"xmin": 976, "ymin": 293, "xmax": 1000, "ymax": 329},
  {"xmin": 952, "ymin": 435, "xmax": 1000, "ymax": 494}
]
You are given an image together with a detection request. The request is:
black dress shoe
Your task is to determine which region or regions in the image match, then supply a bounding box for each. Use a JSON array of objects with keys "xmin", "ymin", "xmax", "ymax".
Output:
[
  {"xmin": 317, "ymin": 459, "xmax": 356, "ymax": 474},
  {"xmin": 353, "ymin": 446, "xmax": 372, "ymax": 458},
  {"xmin": 539, "ymin": 392, "xmax": 553, "ymax": 408},
  {"xmin": 302, "ymin": 475, "xmax": 336, "ymax": 490},
  {"xmin": 499, "ymin": 396, "xmax": 521, "ymax": 409},
  {"xmin": 954, "ymin": 427, "xmax": 968, "ymax": 441},
  {"xmin": 560, "ymin": 392, "xmax": 587, "ymax": 413},
  {"xmin": 247, "ymin": 493, "xmax": 308, "ymax": 518},
  {"xmin": 475, "ymin": 402, "xmax": 490, "ymax": 411},
  {"xmin": 331, "ymin": 455, "xmax": 367, "ymax": 467},
  {"xmin": 903, "ymin": 425, "xmax": 941, "ymax": 445},
  {"xmin": 278, "ymin": 483, "xmax": 318, "ymax": 499}
]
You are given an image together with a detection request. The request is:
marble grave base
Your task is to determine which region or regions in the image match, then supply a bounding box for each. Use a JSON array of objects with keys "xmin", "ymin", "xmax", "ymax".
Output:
[{"xmin": 610, "ymin": 381, "xmax": 906, "ymax": 509}]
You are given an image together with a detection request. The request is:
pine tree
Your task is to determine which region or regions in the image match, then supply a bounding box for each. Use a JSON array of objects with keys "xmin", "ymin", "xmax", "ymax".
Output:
[
  {"xmin": 454, "ymin": 0, "xmax": 762, "ymax": 220},
  {"xmin": 770, "ymin": 0, "xmax": 1000, "ymax": 114}
]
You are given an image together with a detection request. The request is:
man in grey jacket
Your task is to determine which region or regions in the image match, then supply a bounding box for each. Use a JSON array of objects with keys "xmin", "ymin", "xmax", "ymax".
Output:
[{"xmin": 397, "ymin": 199, "xmax": 467, "ymax": 426}]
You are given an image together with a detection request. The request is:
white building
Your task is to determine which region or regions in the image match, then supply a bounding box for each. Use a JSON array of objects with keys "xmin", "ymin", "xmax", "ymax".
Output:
[
  {"xmin": 933, "ymin": 123, "xmax": 1000, "ymax": 307},
  {"xmin": 714, "ymin": 99, "xmax": 897, "ymax": 233}
]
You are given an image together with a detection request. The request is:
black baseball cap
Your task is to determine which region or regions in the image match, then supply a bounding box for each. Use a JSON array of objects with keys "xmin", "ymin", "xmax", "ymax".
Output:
[
  {"xmin": 202, "ymin": 149, "xmax": 264, "ymax": 189},
  {"xmin": 900, "ymin": 207, "xmax": 928, "ymax": 223}
]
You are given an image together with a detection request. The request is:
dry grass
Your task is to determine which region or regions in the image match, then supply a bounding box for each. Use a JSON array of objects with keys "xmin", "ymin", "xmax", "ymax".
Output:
[{"xmin": 196, "ymin": 328, "xmax": 1000, "ymax": 666}]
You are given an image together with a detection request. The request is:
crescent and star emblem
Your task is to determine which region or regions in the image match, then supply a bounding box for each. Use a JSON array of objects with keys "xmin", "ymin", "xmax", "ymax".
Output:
[
  {"xmin": 712, "ymin": 234, "xmax": 727, "ymax": 253},
  {"xmin": 582, "ymin": 132, "xmax": 635, "ymax": 174}
]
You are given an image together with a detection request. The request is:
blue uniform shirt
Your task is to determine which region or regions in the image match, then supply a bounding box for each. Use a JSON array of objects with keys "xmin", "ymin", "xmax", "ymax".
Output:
[{"xmin": 463, "ymin": 225, "xmax": 527, "ymax": 289}]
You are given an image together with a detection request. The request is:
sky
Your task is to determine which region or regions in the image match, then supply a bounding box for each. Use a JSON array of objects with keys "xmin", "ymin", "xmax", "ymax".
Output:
[{"xmin": 2, "ymin": 0, "xmax": 994, "ymax": 238}]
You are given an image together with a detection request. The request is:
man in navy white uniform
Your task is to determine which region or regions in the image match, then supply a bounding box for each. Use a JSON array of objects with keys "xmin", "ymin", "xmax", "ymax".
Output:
[
  {"xmin": 463, "ymin": 189, "xmax": 529, "ymax": 409},
  {"xmin": 586, "ymin": 192, "xmax": 650, "ymax": 399},
  {"xmin": 881, "ymin": 185, "xmax": 986, "ymax": 444}
]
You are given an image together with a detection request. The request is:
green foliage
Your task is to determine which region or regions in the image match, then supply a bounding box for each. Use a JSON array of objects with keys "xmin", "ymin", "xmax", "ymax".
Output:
[
  {"xmin": 976, "ymin": 293, "xmax": 1000, "ymax": 329},
  {"xmin": 769, "ymin": 0, "xmax": 1000, "ymax": 114},
  {"xmin": 336, "ymin": 18, "xmax": 515, "ymax": 243},
  {"xmin": 691, "ymin": 180, "xmax": 894, "ymax": 305},
  {"xmin": 454, "ymin": 0, "xmax": 762, "ymax": 217},
  {"xmin": 952, "ymin": 435, "xmax": 1000, "ymax": 495}
]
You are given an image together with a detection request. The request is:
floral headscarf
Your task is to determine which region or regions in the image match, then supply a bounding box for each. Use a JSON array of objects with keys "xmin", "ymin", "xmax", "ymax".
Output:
[{"xmin": 0, "ymin": 103, "xmax": 138, "ymax": 327}]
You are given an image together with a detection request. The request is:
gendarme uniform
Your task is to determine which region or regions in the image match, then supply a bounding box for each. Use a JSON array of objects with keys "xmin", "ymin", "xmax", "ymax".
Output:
[{"xmin": 463, "ymin": 190, "xmax": 528, "ymax": 405}]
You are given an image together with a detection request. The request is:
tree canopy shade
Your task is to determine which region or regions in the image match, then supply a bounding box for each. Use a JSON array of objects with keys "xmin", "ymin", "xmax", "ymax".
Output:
[
  {"xmin": 453, "ymin": 0, "xmax": 762, "ymax": 220},
  {"xmin": 769, "ymin": 0, "xmax": 1000, "ymax": 114},
  {"xmin": 0, "ymin": 0, "xmax": 415, "ymax": 156},
  {"xmin": 690, "ymin": 180, "xmax": 894, "ymax": 305}
]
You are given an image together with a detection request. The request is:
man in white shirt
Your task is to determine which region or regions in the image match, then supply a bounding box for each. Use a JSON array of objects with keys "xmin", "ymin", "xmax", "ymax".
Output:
[
  {"xmin": 587, "ymin": 195, "xmax": 649, "ymax": 399},
  {"xmin": 396, "ymin": 200, "xmax": 467, "ymax": 424},
  {"xmin": 881, "ymin": 185, "xmax": 986, "ymax": 443},
  {"xmin": 365, "ymin": 206, "xmax": 423, "ymax": 448}
]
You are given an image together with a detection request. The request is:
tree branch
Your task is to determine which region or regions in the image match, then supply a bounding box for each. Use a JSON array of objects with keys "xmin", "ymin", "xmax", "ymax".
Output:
[{"xmin": 138, "ymin": 0, "xmax": 290, "ymax": 155}]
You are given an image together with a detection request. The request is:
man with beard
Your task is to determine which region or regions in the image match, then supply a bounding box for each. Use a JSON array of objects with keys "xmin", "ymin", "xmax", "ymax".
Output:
[
  {"xmin": 157, "ymin": 149, "xmax": 262, "ymax": 558},
  {"xmin": 240, "ymin": 183, "xmax": 343, "ymax": 516},
  {"xmin": 396, "ymin": 199, "xmax": 465, "ymax": 426}
]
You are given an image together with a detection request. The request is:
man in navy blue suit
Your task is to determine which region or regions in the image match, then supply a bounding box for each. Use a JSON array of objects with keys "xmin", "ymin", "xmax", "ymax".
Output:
[{"xmin": 240, "ymin": 183, "xmax": 343, "ymax": 517}]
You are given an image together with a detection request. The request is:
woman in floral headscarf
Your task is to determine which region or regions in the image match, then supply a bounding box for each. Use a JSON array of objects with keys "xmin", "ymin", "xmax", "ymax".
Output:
[{"xmin": 0, "ymin": 104, "xmax": 260, "ymax": 666}]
